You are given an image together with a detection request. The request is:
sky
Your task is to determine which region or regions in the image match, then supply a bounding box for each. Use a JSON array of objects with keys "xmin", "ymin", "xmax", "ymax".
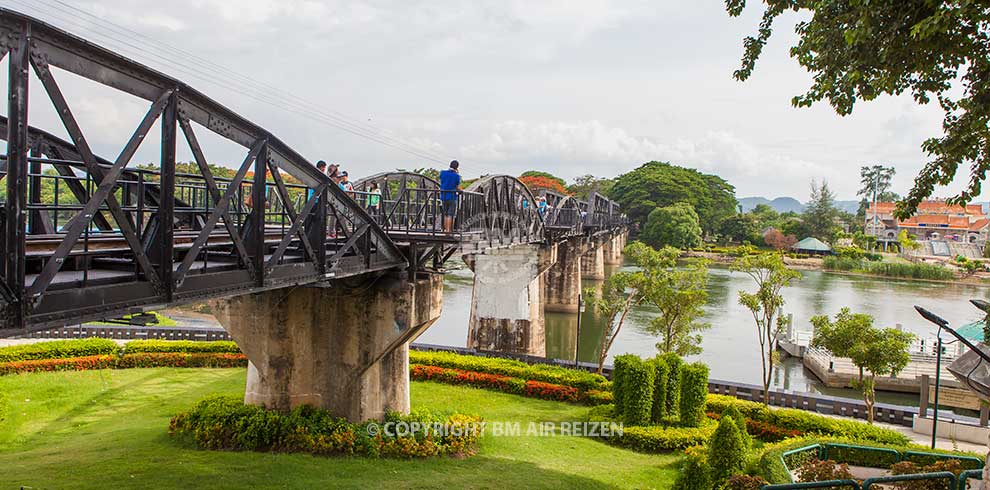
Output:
[{"xmin": 0, "ymin": 0, "xmax": 969, "ymax": 202}]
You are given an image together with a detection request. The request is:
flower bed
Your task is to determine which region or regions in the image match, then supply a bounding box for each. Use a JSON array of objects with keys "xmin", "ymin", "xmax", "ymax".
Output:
[
  {"xmin": 706, "ymin": 394, "xmax": 909, "ymax": 445},
  {"xmin": 409, "ymin": 350, "xmax": 608, "ymax": 391},
  {"xmin": 0, "ymin": 355, "xmax": 117, "ymax": 375},
  {"xmin": 409, "ymin": 364, "xmax": 586, "ymax": 403},
  {"xmin": 706, "ymin": 411, "xmax": 802, "ymax": 442},
  {"xmin": 170, "ymin": 395, "xmax": 481, "ymax": 458},
  {"xmin": 116, "ymin": 352, "xmax": 247, "ymax": 369}
]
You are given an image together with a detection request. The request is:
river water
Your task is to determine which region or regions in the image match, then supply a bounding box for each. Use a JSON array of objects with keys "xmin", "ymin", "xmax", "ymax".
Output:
[{"xmin": 416, "ymin": 260, "xmax": 990, "ymax": 405}]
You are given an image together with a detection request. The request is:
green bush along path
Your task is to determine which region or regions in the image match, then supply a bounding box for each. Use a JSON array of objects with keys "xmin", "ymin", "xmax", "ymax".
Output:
[{"xmin": 0, "ymin": 368, "xmax": 677, "ymax": 489}]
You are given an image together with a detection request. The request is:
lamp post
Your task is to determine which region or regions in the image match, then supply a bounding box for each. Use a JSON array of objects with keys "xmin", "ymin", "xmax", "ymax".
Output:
[
  {"xmin": 915, "ymin": 306, "xmax": 949, "ymax": 449},
  {"xmin": 575, "ymin": 293, "xmax": 585, "ymax": 367}
]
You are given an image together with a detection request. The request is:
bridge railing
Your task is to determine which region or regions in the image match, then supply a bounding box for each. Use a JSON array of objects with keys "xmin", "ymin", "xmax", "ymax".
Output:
[{"xmin": 348, "ymin": 187, "xmax": 486, "ymax": 240}]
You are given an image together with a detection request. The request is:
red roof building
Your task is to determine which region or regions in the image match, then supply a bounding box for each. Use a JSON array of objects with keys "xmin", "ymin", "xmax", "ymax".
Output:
[{"xmin": 866, "ymin": 200, "xmax": 990, "ymax": 245}]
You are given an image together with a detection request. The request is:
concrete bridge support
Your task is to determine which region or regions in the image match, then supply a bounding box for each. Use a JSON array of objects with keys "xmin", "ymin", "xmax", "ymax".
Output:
[
  {"xmin": 604, "ymin": 233, "xmax": 625, "ymax": 265},
  {"xmin": 211, "ymin": 273, "xmax": 443, "ymax": 422},
  {"xmin": 466, "ymin": 244, "xmax": 555, "ymax": 356},
  {"xmin": 581, "ymin": 244, "xmax": 606, "ymax": 280},
  {"xmin": 545, "ymin": 238, "xmax": 584, "ymax": 313}
]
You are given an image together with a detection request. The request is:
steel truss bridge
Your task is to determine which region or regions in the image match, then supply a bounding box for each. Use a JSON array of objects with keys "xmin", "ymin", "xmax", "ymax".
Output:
[{"xmin": 0, "ymin": 9, "xmax": 627, "ymax": 335}]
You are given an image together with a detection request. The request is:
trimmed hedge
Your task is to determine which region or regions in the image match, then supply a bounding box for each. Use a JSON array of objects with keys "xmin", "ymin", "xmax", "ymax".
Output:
[
  {"xmin": 607, "ymin": 419, "xmax": 718, "ymax": 452},
  {"xmin": 586, "ymin": 404, "xmax": 717, "ymax": 452},
  {"xmin": 170, "ymin": 395, "xmax": 482, "ymax": 458},
  {"xmin": 409, "ymin": 350, "xmax": 608, "ymax": 391},
  {"xmin": 679, "ymin": 362, "xmax": 709, "ymax": 427},
  {"xmin": 662, "ymin": 353, "xmax": 683, "ymax": 417},
  {"xmin": 706, "ymin": 394, "xmax": 909, "ymax": 445},
  {"xmin": 116, "ymin": 352, "xmax": 247, "ymax": 369},
  {"xmin": 651, "ymin": 357, "xmax": 671, "ymax": 423},
  {"xmin": 621, "ymin": 356, "xmax": 655, "ymax": 426},
  {"xmin": 674, "ymin": 445, "xmax": 712, "ymax": 490},
  {"xmin": 612, "ymin": 354, "xmax": 635, "ymax": 415},
  {"xmin": 123, "ymin": 340, "xmax": 241, "ymax": 354},
  {"xmin": 0, "ymin": 338, "xmax": 120, "ymax": 363},
  {"xmin": 709, "ymin": 417, "xmax": 747, "ymax": 485}
]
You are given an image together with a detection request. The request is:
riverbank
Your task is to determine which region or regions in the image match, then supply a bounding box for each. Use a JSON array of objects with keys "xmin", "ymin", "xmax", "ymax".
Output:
[{"xmin": 681, "ymin": 249, "xmax": 990, "ymax": 286}]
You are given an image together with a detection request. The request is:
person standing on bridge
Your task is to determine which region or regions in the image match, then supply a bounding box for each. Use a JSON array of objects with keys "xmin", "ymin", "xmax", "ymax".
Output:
[
  {"xmin": 308, "ymin": 160, "xmax": 327, "ymax": 201},
  {"xmin": 367, "ymin": 181, "xmax": 382, "ymax": 217},
  {"xmin": 439, "ymin": 160, "xmax": 461, "ymax": 232}
]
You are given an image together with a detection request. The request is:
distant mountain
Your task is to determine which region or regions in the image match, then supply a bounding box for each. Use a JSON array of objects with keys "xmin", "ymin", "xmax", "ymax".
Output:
[
  {"xmin": 738, "ymin": 197, "xmax": 804, "ymax": 213},
  {"xmin": 739, "ymin": 197, "xmax": 862, "ymax": 215}
]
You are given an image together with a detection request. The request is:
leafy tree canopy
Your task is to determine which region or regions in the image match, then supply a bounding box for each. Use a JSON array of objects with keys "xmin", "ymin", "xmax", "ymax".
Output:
[
  {"xmin": 803, "ymin": 180, "xmax": 841, "ymax": 244},
  {"xmin": 610, "ymin": 161, "xmax": 737, "ymax": 234},
  {"xmin": 641, "ymin": 202, "xmax": 703, "ymax": 250},
  {"xmin": 568, "ymin": 174, "xmax": 615, "ymax": 200},
  {"xmin": 726, "ymin": 1, "xmax": 990, "ymax": 219},
  {"xmin": 520, "ymin": 171, "xmax": 567, "ymax": 189}
]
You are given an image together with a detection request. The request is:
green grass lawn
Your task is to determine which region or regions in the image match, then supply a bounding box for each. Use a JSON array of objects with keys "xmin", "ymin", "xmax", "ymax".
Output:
[{"xmin": 0, "ymin": 368, "xmax": 678, "ymax": 489}]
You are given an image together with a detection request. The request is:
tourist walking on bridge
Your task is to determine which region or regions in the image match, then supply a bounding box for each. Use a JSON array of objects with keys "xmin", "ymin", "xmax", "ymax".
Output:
[
  {"xmin": 440, "ymin": 160, "xmax": 461, "ymax": 232},
  {"xmin": 367, "ymin": 181, "xmax": 382, "ymax": 217}
]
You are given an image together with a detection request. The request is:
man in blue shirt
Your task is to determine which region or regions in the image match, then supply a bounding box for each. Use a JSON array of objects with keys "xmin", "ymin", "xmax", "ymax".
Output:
[{"xmin": 439, "ymin": 160, "xmax": 461, "ymax": 232}]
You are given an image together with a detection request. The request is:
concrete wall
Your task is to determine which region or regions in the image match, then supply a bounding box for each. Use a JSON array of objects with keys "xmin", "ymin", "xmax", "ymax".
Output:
[{"xmin": 211, "ymin": 273, "xmax": 443, "ymax": 422}]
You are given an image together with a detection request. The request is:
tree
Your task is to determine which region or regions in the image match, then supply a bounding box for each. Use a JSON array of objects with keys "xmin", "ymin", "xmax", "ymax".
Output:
[
  {"xmin": 763, "ymin": 228, "xmax": 797, "ymax": 251},
  {"xmin": 725, "ymin": 1, "xmax": 990, "ymax": 219},
  {"xmin": 803, "ymin": 180, "xmax": 841, "ymax": 243},
  {"xmin": 859, "ymin": 165, "xmax": 896, "ymax": 234},
  {"xmin": 719, "ymin": 213, "xmax": 761, "ymax": 245},
  {"xmin": 625, "ymin": 242, "xmax": 711, "ymax": 357},
  {"xmin": 810, "ymin": 308, "xmax": 914, "ymax": 423},
  {"xmin": 518, "ymin": 174, "xmax": 568, "ymax": 194},
  {"xmin": 898, "ymin": 229, "xmax": 921, "ymax": 253},
  {"xmin": 641, "ymin": 202, "xmax": 703, "ymax": 250},
  {"xmin": 520, "ymin": 171, "xmax": 566, "ymax": 190},
  {"xmin": 568, "ymin": 174, "xmax": 614, "ymax": 200},
  {"xmin": 732, "ymin": 253, "xmax": 801, "ymax": 405},
  {"xmin": 610, "ymin": 161, "xmax": 737, "ymax": 235},
  {"xmin": 585, "ymin": 272, "xmax": 645, "ymax": 374}
]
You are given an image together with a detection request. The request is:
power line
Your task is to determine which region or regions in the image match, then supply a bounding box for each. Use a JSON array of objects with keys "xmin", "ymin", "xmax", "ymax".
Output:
[{"xmin": 3, "ymin": 0, "xmax": 450, "ymax": 165}]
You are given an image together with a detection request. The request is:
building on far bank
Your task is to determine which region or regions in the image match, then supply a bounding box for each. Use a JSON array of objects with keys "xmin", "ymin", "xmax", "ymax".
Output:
[{"xmin": 866, "ymin": 200, "xmax": 990, "ymax": 251}]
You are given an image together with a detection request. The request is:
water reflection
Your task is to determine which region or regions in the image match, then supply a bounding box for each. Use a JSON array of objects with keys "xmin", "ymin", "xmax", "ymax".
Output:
[{"xmin": 415, "ymin": 258, "xmax": 990, "ymax": 405}]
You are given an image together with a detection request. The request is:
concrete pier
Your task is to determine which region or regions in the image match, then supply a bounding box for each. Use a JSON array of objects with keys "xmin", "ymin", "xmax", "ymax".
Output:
[
  {"xmin": 211, "ymin": 273, "xmax": 443, "ymax": 422},
  {"xmin": 544, "ymin": 238, "xmax": 583, "ymax": 313},
  {"xmin": 581, "ymin": 243, "xmax": 605, "ymax": 280},
  {"xmin": 466, "ymin": 244, "xmax": 555, "ymax": 356},
  {"xmin": 603, "ymin": 234, "xmax": 624, "ymax": 265}
]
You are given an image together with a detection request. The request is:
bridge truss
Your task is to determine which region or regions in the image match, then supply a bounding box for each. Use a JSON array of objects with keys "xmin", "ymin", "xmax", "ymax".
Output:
[{"xmin": 0, "ymin": 8, "xmax": 626, "ymax": 335}]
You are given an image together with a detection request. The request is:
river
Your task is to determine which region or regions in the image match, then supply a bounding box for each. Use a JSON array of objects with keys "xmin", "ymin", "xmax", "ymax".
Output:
[{"xmin": 416, "ymin": 260, "xmax": 990, "ymax": 406}]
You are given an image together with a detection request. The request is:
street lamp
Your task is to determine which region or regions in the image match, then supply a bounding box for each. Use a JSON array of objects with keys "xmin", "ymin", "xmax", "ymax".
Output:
[
  {"xmin": 575, "ymin": 293, "xmax": 586, "ymax": 367},
  {"xmin": 916, "ymin": 306, "xmax": 947, "ymax": 449}
]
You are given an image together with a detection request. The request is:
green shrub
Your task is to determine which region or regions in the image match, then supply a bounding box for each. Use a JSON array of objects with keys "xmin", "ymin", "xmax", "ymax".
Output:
[
  {"xmin": 585, "ymin": 404, "xmax": 617, "ymax": 423},
  {"xmin": 822, "ymin": 257, "xmax": 956, "ymax": 280},
  {"xmin": 606, "ymin": 419, "xmax": 717, "ymax": 452},
  {"xmin": 621, "ymin": 356, "xmax": 655, "ymax": 426},
  {"xmin": 651, "ymin": 357, "xmax": 670, "ymax": 423},
  {"xmin": 583, "ymin": 390, "xmax": 614, "ymax": 406},
  {"xmin": 611, "ymin": 354, "xmax": 636, "ymax": 415},
  {"xmin": 722, "ymin": 404, "xmax": 752, "ymax": 450},
  {"xmin": 170, "ymin": 395, "xmax": 482, "ymax": 458},
  {"xmin": 705, "ymin": 394, "xmax": 908, "ymax": 445},
  {"xmin": 124, "ymin": 340, "xmax": 241, "ymax": 354},
  {"xmin": 709, "ymin": 417, "xmax": 747, "ymax": 485},
  {"xmin": 0, "ymin": 338, "xmax": 120, "ymax": 363},
  {"xmin": 679, "ymin": 362, "xmax": 709, "ymax": 427},
  {"xmin": 674, "ymin": 445, "xmax": 713, "ymax": 490},
  {"xmin": 409, "ymin": 350, "xmax": 607, "ymax": 391},
  {"xmin": 662, "ymin": 353, "xmax": 683, "ymax": 418}
]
